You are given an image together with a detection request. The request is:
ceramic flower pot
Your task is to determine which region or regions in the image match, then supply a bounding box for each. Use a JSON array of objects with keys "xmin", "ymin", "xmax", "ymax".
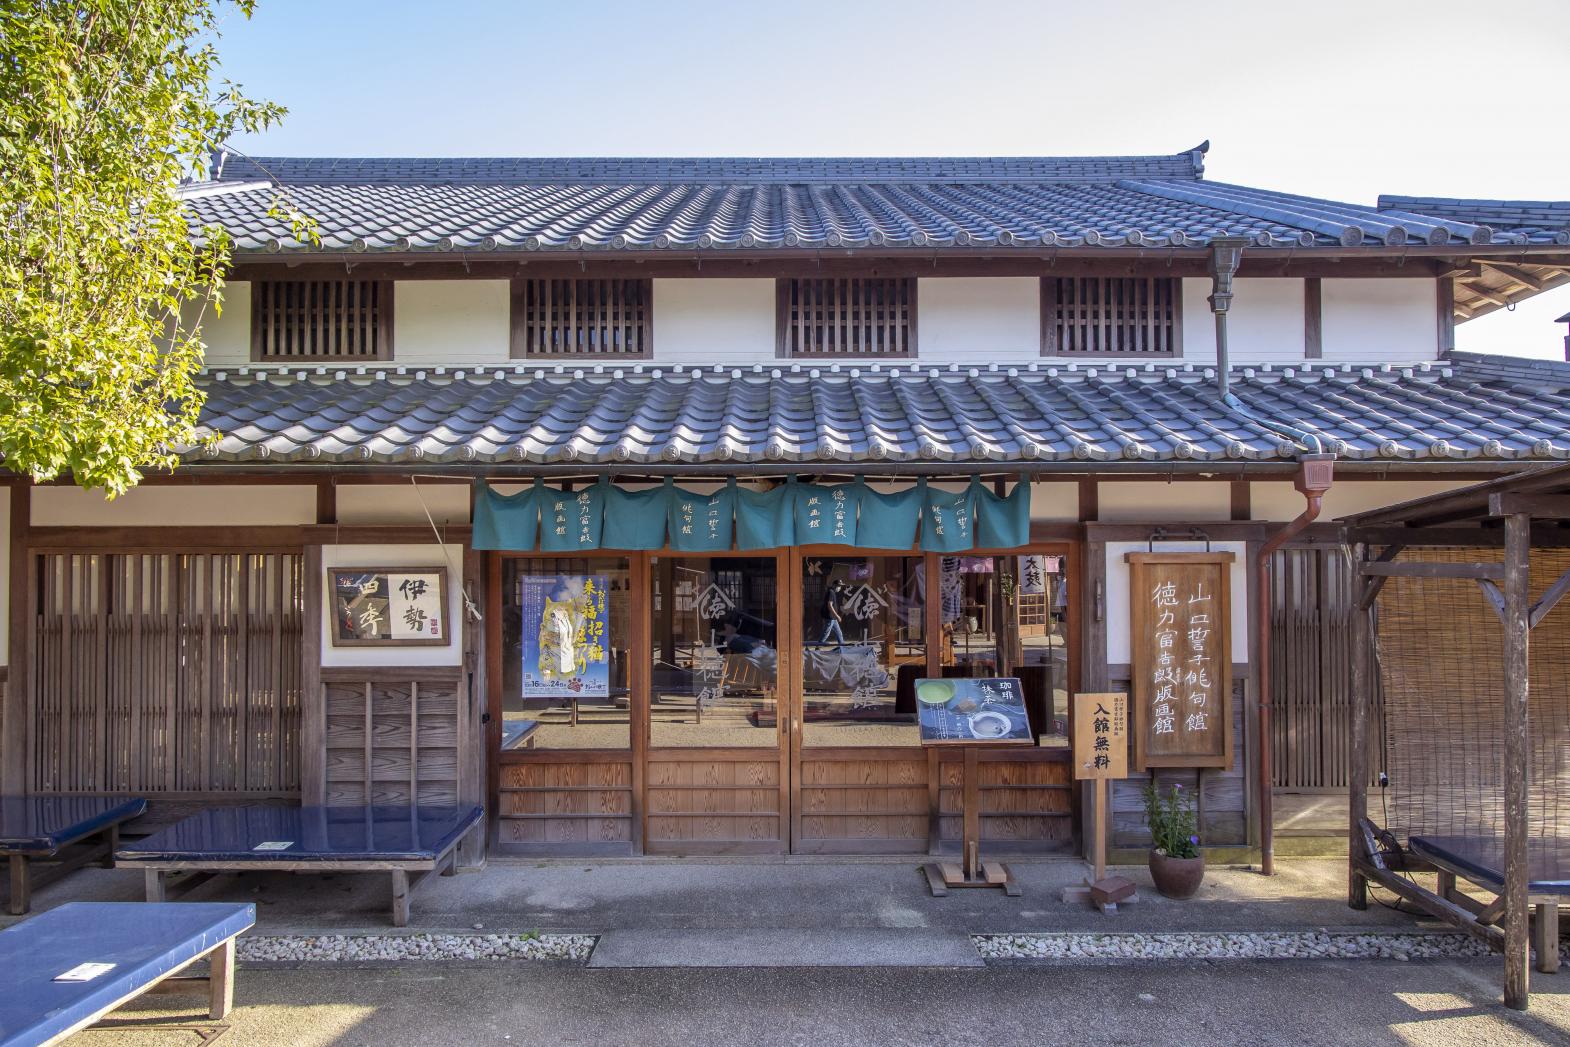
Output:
[{"xmin": 1148, "ymin": 849, "xmax": 1205, "ymax": 899}]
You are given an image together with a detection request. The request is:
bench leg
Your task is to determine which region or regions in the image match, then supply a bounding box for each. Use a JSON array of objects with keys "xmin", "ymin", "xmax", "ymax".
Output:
[
  {"xmin": 145, "ymin": 869, "xmax": 166, "ymax": 903},
  {"xmin": 8, "ymin": 855, "xmax": 28, "ymax": 916},
  {"xmin": 391, "ymin": 870, "xmax": 410, "ymax": 927},
  {"xmin": 1437, "ymin": 870, "xmax": 1456, "ymax": 904},
  {"xmin": 1535, "ymin": 902, "xmax": 1560, "ymax": 975},
  {"xmin": 208, "ymin": 938, "xmax": 236, "ymax": 1020},
  {"xmin": 103, "ymin": 825, "xmax": 120, "ymax": 869}
]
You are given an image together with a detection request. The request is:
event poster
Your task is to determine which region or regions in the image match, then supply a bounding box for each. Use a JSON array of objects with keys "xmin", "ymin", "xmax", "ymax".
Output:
[{"xmin": 521, "ymin": 575, "xmax": 610, "ymax": 700}]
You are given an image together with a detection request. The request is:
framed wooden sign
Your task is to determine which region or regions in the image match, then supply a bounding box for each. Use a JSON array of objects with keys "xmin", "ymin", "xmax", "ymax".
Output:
[
  {"xmin": 329, "ymin": 566, "xmax": 450, "ymax": 647},
  {"xmin": 1126, "ymin": 552, "xmax": 1234, "ymax": 769},
  {"xmin": 1072, "ymin": 692, "xmax": 1129, "ymax": 780}
]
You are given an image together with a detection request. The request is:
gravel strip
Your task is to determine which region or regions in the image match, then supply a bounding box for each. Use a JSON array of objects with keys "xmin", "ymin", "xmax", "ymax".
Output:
[
  {"xmin": 237, "ymin": 933, "xmax": 595, "ymax": 963},
  {"xmin": 973, "ymin": 931, "xmax": 1516, "ymax": 962}
]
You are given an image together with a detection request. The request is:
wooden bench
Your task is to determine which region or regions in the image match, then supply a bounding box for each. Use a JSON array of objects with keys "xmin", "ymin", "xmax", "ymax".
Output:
[
  {"xmin": 116, "ymin": 804, "xmax": 484, "ymax": 927},
  {"xmin": 0, "ymin": 901, "xmax": 253, "ymax": 1046},
  {"xmin": 0, "ymin": 796, "xmax": 148, "ymax": 915},
  {"xmin": 1409, "ymin": 834, "xmax": 1568, "ymax": 974}
]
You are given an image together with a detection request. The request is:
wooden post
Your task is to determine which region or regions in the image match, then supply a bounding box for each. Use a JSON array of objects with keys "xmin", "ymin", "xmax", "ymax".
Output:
[
  {"xmin": 208, "ymin": 938, "xmax": 236, "ymax": 1020},
  {"xmin": 4, "ymin": 485, "xmax": 29, "ymax": 797},
  {"xmin": 1348, "ymin": 542, "xmax": 1370, "ymax": 911},
  {"xmin": 391, "ymin": 869, "xmax": 411, "ymax": 927},
  {"xmin": 962, "ymin": 745, "xmax": 981, "ymax": 879},
  {"xmin": 1093, "ymin": 777, "xmax": 1108, "ymax": 883},
  {"xmin": 1502, "ymin": 511, "xmax": 1531, "ymax": 1010},
  {"xmin": 7, "ymin": 855, "xmax": 28, "ymax": 916},
  {"xmin": 300, "ymin": 545, "xmax": 325, "ymax": 806}
]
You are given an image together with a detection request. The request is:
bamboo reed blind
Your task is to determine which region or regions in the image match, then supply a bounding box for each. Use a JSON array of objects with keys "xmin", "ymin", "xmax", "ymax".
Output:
[
  {"xmin": 252, "ymin": 279, "xmax": 392, "ymax": 361},
  {"xmin": 1374, "ymin": 546, "xmax": 1570, "ymax": 842},
  {"xmin": 30, "ymin": 552, "xmax": 304, "ymax": 795},
  {"xmin": 777, "ymin": 277, "xmax": 915, "ymax": 357},
  {"xmin": 511, "ymin": 278, "xmax": 652, "ymax": 358},
  {"xmin": 1043, "ymin": 276, "xmax": 1179, "ymax": 356}
]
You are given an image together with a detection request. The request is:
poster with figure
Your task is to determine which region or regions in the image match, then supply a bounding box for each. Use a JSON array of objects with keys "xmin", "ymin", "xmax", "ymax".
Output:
[
  {"xmin": 521, "ymin": 574, "xmax": 611, "ymax": 700},
  {"xmin": 1126, "ymin": 552, "xmax": 1234, "ymax": 769},
  {"xmin": 329, "ymin": 567, "xmax": 449, "ymax": 647}
]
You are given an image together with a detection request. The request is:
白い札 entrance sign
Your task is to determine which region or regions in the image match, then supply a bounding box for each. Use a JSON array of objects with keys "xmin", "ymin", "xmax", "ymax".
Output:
[
  {"xmin": 1072, "ymin": 692, "xmax": 1128, "ymax": 780},
  {"xmin": 1126, "ymin": 552, "xmax": 1234, "ymax": 770}
]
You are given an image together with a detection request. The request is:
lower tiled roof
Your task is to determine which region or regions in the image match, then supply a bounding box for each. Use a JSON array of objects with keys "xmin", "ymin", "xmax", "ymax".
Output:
[{"xmin": 187, "ymin": 352, "xmax": 1570, "ymax": 467}]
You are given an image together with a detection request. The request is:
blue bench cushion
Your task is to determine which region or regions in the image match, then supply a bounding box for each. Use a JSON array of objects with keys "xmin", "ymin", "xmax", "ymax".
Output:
[
  {"xmin": 1409, "ymin": 834, "xmax": 1570, "ymax": 896},
  {"xmin": 0, "ymin": 796, "xmax": 148, "ymax": 856},
  {"xmin": 0, "ymin": 901, "xmax": 253, "ymax": 1047},
  {"xmin": 116, "ymin": 805, "xmax": 483, "ymax": 864}
]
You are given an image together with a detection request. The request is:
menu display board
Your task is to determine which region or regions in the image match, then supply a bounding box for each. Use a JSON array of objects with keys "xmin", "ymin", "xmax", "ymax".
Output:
[
  {"xmin": 916, "ymin": 677, "xmax": 1033, "ymax": 744},
  {"xmin": 1072, "ymin": 692, "xmax": 1129, "ymax": 780},
  {"xmin": 329, "ymin": 567, "xmax": 449, "ymax": 647},
  {"xmin": 1126, "ymin": 552, "xmax": 1234, "ymax": 769}
]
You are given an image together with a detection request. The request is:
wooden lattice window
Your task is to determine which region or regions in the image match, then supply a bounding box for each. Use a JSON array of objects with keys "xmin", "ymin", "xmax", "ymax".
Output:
[
  {"xmin": 777, "ymin": 277, "xmax": 916, "ymax": 357},
  {"xmin": 251, "ymin": 279, "xmax": 393, "ymax": 361},
  {"xmin": 510, "ymin": 278, "xmax": 652, "ymax": 358},
  {"xmin": 1042, "ymin": 276, "xmax": 1181, "ymax": 356}
]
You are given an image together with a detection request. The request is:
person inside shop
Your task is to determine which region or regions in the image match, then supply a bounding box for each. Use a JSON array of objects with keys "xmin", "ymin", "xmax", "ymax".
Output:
[
  {"xmin": 820, "ymin": 579, "xmax": 849, "ymax": 647},
  {"xmin": 719, "ymin": 612, "xmax": 765, "ymax": 654}
]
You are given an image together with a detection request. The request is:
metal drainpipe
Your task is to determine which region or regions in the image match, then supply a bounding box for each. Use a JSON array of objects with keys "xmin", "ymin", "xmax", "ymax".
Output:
[{"xmin": 1256, "ymin": 455, "xmax": 1335, "ymax": 875}]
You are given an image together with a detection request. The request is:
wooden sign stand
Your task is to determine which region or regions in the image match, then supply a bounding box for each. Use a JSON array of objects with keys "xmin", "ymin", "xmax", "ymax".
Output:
[
  {"xmin": 1063, "ymin": 692, "xmax": 1137, "ymax": 914},
  {"xmin": 923, "ymin": 745, "xmax": 1021, "ymax": 897}
]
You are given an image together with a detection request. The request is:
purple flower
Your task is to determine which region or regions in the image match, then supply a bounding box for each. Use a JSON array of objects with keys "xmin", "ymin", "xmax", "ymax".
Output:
[
  {"xmin": 1173, "ymin": 784, "xmax": 1183, "ymax": 792},
  {"xmin": 1189, "ymin": 835, "xmax": 1200, "ymax": 845}
]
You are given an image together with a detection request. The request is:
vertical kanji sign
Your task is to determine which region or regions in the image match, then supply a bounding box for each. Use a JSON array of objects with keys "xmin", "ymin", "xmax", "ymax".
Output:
[
  {"xmin": 1072, "ymin": 692, "xmax": 1129, "ymax": 779},
  {"xmin": 1126, "ymin": 552, "xmax": 1234, "ymax": 769}
]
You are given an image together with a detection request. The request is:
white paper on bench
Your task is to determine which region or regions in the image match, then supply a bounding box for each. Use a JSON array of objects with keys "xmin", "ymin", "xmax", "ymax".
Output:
[
  {"xmin": 253, "ymin": 841, "xmax": 294, "ymax": 851},
  {"xmin": 55, "ymin": 963, "xmax": 116, "ymax": 982}
]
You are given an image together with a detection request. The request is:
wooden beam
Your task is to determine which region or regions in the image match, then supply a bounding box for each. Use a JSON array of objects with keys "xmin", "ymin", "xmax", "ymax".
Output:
[
  {"xmin": 316, "ymin": 480, "xmax": 336, "ymax": 525},
  {"xmin": 1477, "ymin": 579, "xmax": 1506, "ymax": 623},
  {"xmin": 1358, "ymin": 561, "xmax": 1504, "ymax": 580},
  {"xmin": 4, "ymin": 486, "xmax": 28, "ymax": 796},
  {"xmin": 299, "ymin": 545, "xmax": 324, "ymax": 806},
  {"xmin": 1502, "ymin": 511, "xmax": 1531, "ymax": 1009},
  {"xmin": 1304, "ymin": 278, "xmax": 1323, "ymax": 358},
  {"xmin": 1530, "ymin": 565, "xmax": 1570, "ymax": 628},
  {"xmin": 1230, "ymin": 480, "xmax": 1251, "ymax": 521},
  {"xmin": 1436, "ymin": 278, "xmax": 1455, "ymax": 354},
  {"xmin": 1479, "ymin": 260, "xmax": 1546, "ymax": 292},
  {"xmin": 1348, "ymin": 549, "xmax": 1372, "ymax": 911},
  {"xmin": 1460, "ymin": 280, "xmax": 1515, "ymax": 309},
  {"xmin": 1489, "ymin": 493, "xmax": 1570, "ymax": 519}
]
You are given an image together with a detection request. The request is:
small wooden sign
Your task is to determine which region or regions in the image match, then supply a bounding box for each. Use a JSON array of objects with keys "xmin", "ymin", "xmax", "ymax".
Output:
[
  {"xmin": 1072, "ymin": 692, "xmax": 1129, "ymax": 780},
  {"xmin": 1126, "ymin": 552, "xmax": 1234, "ymax": 769},
  {"xmin": 329, "ymin": 566, "xmax": 450, "ymax": 647}
]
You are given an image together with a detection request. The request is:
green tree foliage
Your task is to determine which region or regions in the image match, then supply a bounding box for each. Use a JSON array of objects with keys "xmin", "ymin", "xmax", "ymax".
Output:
[{"xmin": 0, "ymin": 0, "xmax": 293, "ymax": 493}]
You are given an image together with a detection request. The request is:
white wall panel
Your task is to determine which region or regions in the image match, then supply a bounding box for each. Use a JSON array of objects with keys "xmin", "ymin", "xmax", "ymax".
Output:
[
  {"xmin": 321, "ymin": 544, "xmax": 466, "ymax": 667},
  {"xmin": 336, "ymin": 482, "xmax": 471, "ymax": 525},
  {"xmin": 1321, "ymin": 278, "xmax": 1437, "ymax": 362},
  {"xmin": 394, "ymin": 280, "xmax": 510, "ymax": 364},
  {"xmin": 652, "ymin": 279, "xmax": 776, "ymax": 363},
  {"xmin": 1250, "ymin": 479, "xmax": 1474, "ymax": 522},
  {"xmin": 918, "ymin": 278, "xmax": 1040, "ymax": 361},
  {"xmin": 1098, "ymin": 481, "xmax": 1230, "ymax": 522},
  {"xmin": 194, "ymin": 280, "xmax": 251, "ymax": 367},
  {"xmin": 32, "ymin": 485, "xmax": 316, "ymax": 527},
  {"xmin": 1106, "ymin": 540, "xmax": 1249, "ymax": 664},
  {"xmin": 1181, "ymin": 278, "xmax": 1306, "ymax": 363}
]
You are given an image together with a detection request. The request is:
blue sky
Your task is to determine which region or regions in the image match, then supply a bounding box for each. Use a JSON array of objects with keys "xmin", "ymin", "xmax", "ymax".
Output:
[{"xmin": 216, "ymin": 0, "xmax": 1570, "ymax": 357}]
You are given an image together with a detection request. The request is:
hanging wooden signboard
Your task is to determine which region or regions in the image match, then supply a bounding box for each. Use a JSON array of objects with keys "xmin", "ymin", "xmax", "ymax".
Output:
[
  {"xmin": 329, "ymin": 566, "xmax": 450, "ymax": 647},
  {"xmin": 1126, "ymin": 552, "xmax": 1234, "ymax": 769}
]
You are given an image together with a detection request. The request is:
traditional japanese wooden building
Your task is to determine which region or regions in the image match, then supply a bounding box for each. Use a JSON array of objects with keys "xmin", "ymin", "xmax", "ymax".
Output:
[{"xmin": 4, "ymin": 143, "xmax": 1569, "ymax": 869}]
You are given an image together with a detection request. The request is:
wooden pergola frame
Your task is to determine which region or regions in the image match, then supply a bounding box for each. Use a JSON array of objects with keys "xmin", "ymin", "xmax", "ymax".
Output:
[{"xmin": 1342, "ymin": 463, "xmax": 1570, "ymax": 1011}]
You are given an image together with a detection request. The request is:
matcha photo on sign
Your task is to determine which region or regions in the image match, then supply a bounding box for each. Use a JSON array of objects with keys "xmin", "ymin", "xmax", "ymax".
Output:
[{"xmin": 915, "ymin": 677, "xmax": 1033, "ymax": 744}]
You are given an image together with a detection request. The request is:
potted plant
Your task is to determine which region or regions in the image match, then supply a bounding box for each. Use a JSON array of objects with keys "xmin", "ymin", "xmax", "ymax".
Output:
[{"xmin": 1143, "ymin": 780, "xmax": 1204, "ymax": 899}]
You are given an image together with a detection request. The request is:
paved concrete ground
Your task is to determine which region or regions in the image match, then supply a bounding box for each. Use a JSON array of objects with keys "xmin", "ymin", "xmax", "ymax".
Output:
[
  {"xmin": 67, "ymin": 960, "xmax": 1570, "ymax": 1047},
  {"xmin": 7, "ymin": 857, "xmax": 1418, "ymax": 936}
]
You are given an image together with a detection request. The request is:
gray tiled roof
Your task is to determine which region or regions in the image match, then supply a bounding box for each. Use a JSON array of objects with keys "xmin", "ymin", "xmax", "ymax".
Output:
[
  {"xmin": 182, "ymin": 145, "xmax": 1563, "ymax": 253},
  {"xmin": 1379, "ymin": 195, "xmax": 1570, "ymax": 242},
  {"xmin": 187, "ymin": 352, "xmax": 1570, "ymax": 467}
]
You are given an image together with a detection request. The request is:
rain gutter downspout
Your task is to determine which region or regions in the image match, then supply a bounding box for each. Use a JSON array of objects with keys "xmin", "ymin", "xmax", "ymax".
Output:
[{"xmin": 1206, "ymin": 237, "xmax": 1336, "ymax": 876}]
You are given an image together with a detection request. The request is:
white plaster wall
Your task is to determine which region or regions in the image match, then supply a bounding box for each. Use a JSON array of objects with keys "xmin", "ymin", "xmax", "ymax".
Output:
[
  {"xmin": 336, "ymin": 482, "xmax": 471, "ymax": 525},
  {"xmin": 1251, "ymin": 479, "xmax": 1475, "ymax": 523},
  {"xmin": 652, "ymin": 279, "xmax": 776, "ymax": 363},
  {"xmin": 1321, "ymin": 279, "xmax": 1437, "ymax": 362},
  {"xmin": 394, "ymin": 280, "xmax": 510, "ymax": 364},
  {"xmin": 192, "ymin": 281, "xmax": 251, "ymax": 368},
  {"xmin": 1107, "ymin": 540, "xmax": 1249, "ymax": 665},
  {"xmin": 32, "ymin": 485, "xmax": 316, "ymax": 527},
  {"xmin": 1098, "ymin": 482, "xmax": 1231, "ymax": 522},
  {"xmin": 1030, "ymin": 482, "xmax": 1078, "ymax": 521},
  {"xmin": 321, "ymin": 544, "xmax": 467, "ymax": 667},
  {"xmin": 917, "ymin": 278, "xmax": 1040, "ymax": 361},
  {"xmin": 1181, "ymin": 278, "xmax": 1306, "ymax": 363}
]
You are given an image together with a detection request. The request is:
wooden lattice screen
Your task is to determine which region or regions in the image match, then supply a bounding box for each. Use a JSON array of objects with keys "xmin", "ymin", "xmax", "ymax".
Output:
[
  {"xmin": 1043, "ymin": 276, "xmax": 1179, "ymax": 356},
  {"xmin": 777, "ymin": 277, "xmax": 915, "ymax": 357},
  {"xmin": 252, "ymin": 279, "xmax": 392, "ymax": 361},
  {"xmin": 30, "ymin": 552, "xmax": 304, "ymax": 795},
  {"xmin": 1268, "ymin": 546, "xmax": 1384, "ymax": 790},
  {"xmin": 511, "ymin": 278, "xmax": 652, "ymax": 358}
]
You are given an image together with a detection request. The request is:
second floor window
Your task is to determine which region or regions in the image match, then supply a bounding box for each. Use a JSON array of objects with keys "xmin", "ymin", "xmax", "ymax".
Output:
[
  {"xmin": 511, "ymin": 278, "xmax": 652, "ymax": 358},
  {"xmin": 251, "ymin": 278, "xmax": 393, "ymax": 361},
  {"xmin": 777, "ymin": 277, "xmax": 916, "ymax": 357},
  {"xmin": 1042, "ymin": 276, "xmax": 1180, "ymax": 356}
]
